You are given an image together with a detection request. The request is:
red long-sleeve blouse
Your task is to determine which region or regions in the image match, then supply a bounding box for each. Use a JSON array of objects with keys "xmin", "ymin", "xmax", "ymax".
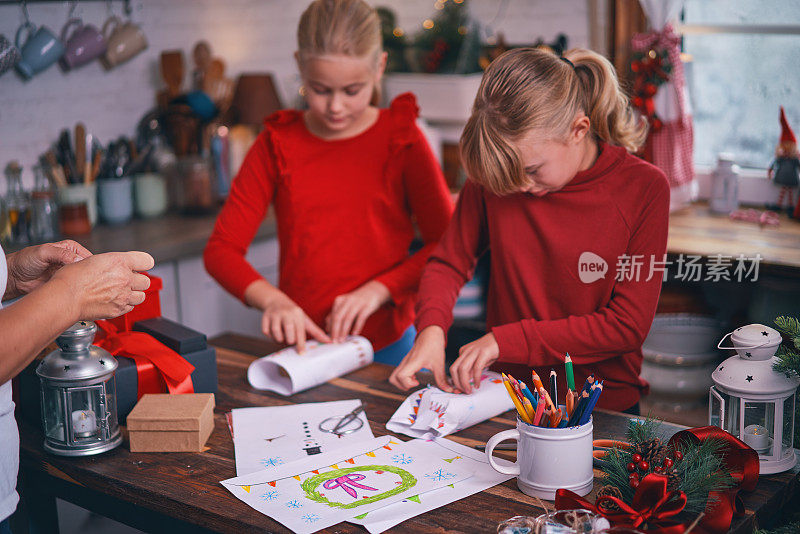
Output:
[{"xmin": 204, "ymin": 93, "xmax": 454, "ymax": 350}]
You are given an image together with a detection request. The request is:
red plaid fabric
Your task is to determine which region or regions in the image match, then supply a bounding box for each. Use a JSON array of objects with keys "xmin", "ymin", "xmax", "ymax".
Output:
[
  {"xmin": 648, "ymin": 117, "xmax": 694, "ymax": 187},
  {"xmin": 632, "ymin": 23, "xmax": 694, "ymax": 188}
]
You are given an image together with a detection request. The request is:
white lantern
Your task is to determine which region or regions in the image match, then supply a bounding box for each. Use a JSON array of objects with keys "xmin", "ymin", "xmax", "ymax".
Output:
[
  {"xmin": 36, "ymin": 321, "xmax": 122, "ymax": 456},
  {"xmin": 709, "ymin": 323, "xmax": 799, "ymax": 474}
]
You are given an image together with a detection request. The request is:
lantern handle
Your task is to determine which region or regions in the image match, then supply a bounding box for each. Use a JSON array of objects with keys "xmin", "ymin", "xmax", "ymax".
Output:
[
  {"xmin": 710, "ymin": 386, "xmax": 725, "ymax": 430},
  {"xmin": 717, "ymin": 332, "xmax": 773, "ymax": 350}
]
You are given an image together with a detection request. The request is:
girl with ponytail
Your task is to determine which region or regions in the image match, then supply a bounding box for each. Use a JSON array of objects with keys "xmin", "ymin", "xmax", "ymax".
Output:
[
  {"xmin": 391, "ymin": 48, "xmax": 669, "ymax": 413},
  {"xmin": 205, "ymin": 0, "xmax": 452, "ymax": 364}
]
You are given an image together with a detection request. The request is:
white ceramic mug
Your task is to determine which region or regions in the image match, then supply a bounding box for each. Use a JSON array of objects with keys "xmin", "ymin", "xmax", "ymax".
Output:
[{"xmin": 485, "ymin": 417, "xmax": 594, "ymax": 500}]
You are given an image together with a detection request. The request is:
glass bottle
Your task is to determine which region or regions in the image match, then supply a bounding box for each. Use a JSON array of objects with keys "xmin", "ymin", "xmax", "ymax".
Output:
[
  {"xmin": 30, "ymin": 164, "xmax": 59, "ymax": 242},
  {"xmin": 4, "ymin": 161, "xmax": 31, "ymax": 245}
]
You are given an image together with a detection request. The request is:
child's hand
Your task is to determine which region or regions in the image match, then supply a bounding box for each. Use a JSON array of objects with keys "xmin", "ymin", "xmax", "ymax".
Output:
[
  {"xmin": 261, "ymin": 292, "xmax": 331, "ymax": 353},
  {"xmin": 389, "ymin": 326, "xmax": 453, "ymax": 393},
  {"xmin": 326, "ymin": 280, "xmax": 390, "ymax": 343},
  {"xmin": 449, "ymin": 333, "xmax": 499, "ymax": 394}
]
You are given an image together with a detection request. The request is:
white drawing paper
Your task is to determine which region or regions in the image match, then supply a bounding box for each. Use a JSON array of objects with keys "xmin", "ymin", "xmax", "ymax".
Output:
[
  {"xmin": 220, "ymin": 436, "xmax": 474, "ymax": 534},
  {"xmin": 247, "ymin": 336, "xmax": 373, "ymax": 396},
  {"xmin": 232, "ymin": 400, "xmax": 375, "ymax": 476},
  {"xmin": 386, "ymin": 371, "xmax": 514, "ymax": 439},
  {"xmin": 350, "ymin": 438, "xmax": 516, "ymax": 533}
]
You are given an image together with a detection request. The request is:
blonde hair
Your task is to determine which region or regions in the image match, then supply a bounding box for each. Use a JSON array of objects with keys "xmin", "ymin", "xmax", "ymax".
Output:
[{"xmin": 460, "ymin": 47, "xmax": 647, "ymax": 196}]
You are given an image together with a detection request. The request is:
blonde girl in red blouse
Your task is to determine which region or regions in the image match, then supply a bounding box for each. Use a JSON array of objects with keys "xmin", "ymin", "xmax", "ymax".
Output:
[
  {"xmin": 204, "ymin": 0, "xmax": 453, "ymax": 364},
  {"xmin": 390, "ymin": 48, "xmax": 670, "ymax": 413}
]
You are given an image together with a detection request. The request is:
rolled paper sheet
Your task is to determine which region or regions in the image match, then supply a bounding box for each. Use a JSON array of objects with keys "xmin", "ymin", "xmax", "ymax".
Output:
[
  {"xmin": 247, "ymin": 336, "xmax": 373, "ymax": 395},
  {"xmin": 386, "ymin": 371, "xmax": 514, "ymax": 439}
]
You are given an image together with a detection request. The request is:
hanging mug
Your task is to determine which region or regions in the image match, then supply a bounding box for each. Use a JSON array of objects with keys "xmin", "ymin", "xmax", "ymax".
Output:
[
  {"xmin": 60, "ymin": 18, "xmax": 107, "ymax": 70},
  {"xmin": 0, "ymin": 34, "xmax": 21, "ymax": 77},
  {"xmin": 102, "ymin": 16, "xmax": 147, "ymax": 69},
  {"xmin": 15, "ymin": 22, "xmax": 65, "ymax": 79}
]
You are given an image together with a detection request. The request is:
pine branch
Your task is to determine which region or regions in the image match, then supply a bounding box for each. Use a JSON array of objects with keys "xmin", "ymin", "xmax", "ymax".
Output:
[
  {"xmin": 774, "ymin": 316, "xmax": 800, "ymax": 351},
  {"xmin": 773, "ymin": 345, "xmax": 800, "ymax": 377},
  {"xmin": 672, "ymin": 437, "xmax": 736, "ymax": 517}
]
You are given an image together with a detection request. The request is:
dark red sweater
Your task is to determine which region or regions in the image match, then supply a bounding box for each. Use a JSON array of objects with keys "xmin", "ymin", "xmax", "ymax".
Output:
[
  {"xmin": 415, "ymin": 142, "xmax": 670, "ymax": 411},
  {"xmin": 204, "ymin": 94, "xmax": 454, "ymax": 350}
]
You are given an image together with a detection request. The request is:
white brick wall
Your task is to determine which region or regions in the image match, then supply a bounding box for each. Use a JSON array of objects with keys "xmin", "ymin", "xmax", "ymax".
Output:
[{"xmin": 0, "ymin": 0, "xmax": 592, "ymax": 186}]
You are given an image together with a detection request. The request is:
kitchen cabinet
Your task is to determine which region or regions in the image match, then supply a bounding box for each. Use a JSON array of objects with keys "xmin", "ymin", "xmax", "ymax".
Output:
[{"xmin": 150, "ymin": 237, "xmax": 278, "ymax": 339}]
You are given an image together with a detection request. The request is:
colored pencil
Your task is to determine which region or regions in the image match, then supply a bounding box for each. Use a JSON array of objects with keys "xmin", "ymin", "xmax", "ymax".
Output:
[
  {"xmin": 568, "ymin": 389, "xmax": 591, "ymax": 426},
  {"xmin": 503, "ymin": 373, "xmax": 525, "ymax": 402},
  {"xmin": 519, "ymin": 381, "xmax": 538, "ymax": 408},
  {"xmin": 549, "ymin": 408, "xmax": 562, "ymax": 428},
  {"xmin": 538, "ymin": 385, "xmax": 556, "ymax": 412},
  {"xmin": 549, "ymin": 370, "xmax": 558, "ymax": 408},
  {"xmin": 582, "ymin": 374, "xmax": 595, "ymax": 394},
  {"xmin": 566, "ymin": 389, "xmax": 575, "ymax": 417},
  {"xmin": 531, "ymin": 371, "xmax": 545, "ymax": 392},
  {"xmin": 579, "ymin": 383, "xmax": 604, "ymax": 425},
  {"xmin": 565, "ymin": 353, "xmax": 575, "ymax": 391},
  {"xmin": 533, "ymin": 397, "xmax": 546, "ymax": 425},
  {"xmin": 521, "ymin": 396, "xmax": 536, "ymax": 421},
  {"xmin": 503, "ymin": 377, "xmax": 532, "ymax": 424}
]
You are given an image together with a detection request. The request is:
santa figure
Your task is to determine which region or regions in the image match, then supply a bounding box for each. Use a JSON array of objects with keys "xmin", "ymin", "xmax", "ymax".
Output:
[{"xmin": 768, "ymin": 106, "xmax": 800, "ymax": 214}]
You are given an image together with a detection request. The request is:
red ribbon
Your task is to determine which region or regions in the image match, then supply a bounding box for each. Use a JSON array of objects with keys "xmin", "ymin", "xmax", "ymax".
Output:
[
  {"xmin": 94, "ymin": 320, "xmax": 195, "ymax": 399},
  {"xmin": 556, "ymin": 474, "xmax": 688, "ymax": 534},
  {"xmin": 555, "ymin": 426, "xmax": 759, "ymax": 534},
  {"xmin": 668, "ymin": 426, "xmax": 759, "ymax": 534}
]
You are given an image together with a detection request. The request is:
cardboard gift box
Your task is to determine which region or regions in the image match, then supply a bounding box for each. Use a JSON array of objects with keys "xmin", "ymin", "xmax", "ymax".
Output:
[
  {"xmin": 127, "ymin": 393, "xmax": 215, "ymax": 452},
  {"xmin": 115, "ymin": 345, "xmax": 218, "ymax": 425},
  {"xmin": 133, "ymin": 317, "xmax": 207, "ymax": 355}
]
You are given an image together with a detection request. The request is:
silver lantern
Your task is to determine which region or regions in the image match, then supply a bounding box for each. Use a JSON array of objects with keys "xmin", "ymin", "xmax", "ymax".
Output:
[
  {"xmin": 710, "ymin": 323, "xmax": 799, "ymax": 474},
  {"xmin": 36, "ymin": 321, "xmax": 122, "ymax": 456}
]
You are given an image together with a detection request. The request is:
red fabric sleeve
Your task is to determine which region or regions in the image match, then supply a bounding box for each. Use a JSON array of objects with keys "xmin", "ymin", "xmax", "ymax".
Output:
[
  {"xmin": 414, "ymin": 181, "xmax": 489, "ymax": 336},
  {"xmin": 491, "ymin": 175, "xmax": 670, "ymax": 367},
  {"xmin": 375, "ymin": 124, "xmax": 454, "ymax": 302},
  {"xmin": 203, "ymin": 131, "xmax": 277, "ymax": 302}
]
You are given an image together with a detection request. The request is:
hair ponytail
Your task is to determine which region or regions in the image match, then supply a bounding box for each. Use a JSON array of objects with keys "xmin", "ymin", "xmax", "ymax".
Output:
[
  {"xmin": 565, "ymin": 48, "xmax": 647, "ymax": 153},
  {"xmin": 460, "ymin": 47, "xmax": 646, "ymax": 195}
]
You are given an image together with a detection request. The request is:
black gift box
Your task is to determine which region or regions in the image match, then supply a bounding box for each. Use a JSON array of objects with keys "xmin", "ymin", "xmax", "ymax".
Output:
[{"xmin": 133, "ymin": 317, "xmax": 207, "ymax": 355}]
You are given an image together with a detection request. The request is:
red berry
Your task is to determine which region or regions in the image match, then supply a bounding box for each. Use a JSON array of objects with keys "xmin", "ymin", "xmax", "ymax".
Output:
[
  {"xmin": 663, "ymin": 458, "xmax": 674, "ymax": 468},
  {"xmin": 674, "ymin": 451, "xmax": 683, "ymax": 461},
  {"xmin": 627, "ymin": 462, "xmax": 636, "ymax": 472},
  {"xmin": 638, "ymin": 460, "xmax": 649, "ymax": 471},
  {"xmin": 654, "ymin": 466, "xmax": 665, "ymax": 474},
  {"xmin": 632, "ymin": 453, "xmax": 642, "ymax": 463},
  {"xmin": 629, "ymin": 472, "xmax": 639, "ymax": 481},
  {"xmin": 630, "ymin": 479, "xmax": 640, "ymax": 488}
]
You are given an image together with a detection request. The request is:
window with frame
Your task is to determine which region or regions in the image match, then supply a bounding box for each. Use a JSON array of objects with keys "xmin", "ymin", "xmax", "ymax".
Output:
[{"xmin": 681, "ymin": 0, "xmax": 800, "ymax": 170}]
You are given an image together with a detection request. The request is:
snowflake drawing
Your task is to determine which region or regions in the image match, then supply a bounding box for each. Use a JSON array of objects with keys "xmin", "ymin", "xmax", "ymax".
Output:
[
  {"xmin": 285, "ymin": 499, "xmax": 304, "ymax": 509},
  {"xmin": 302, "ymin": 513, "xmax": 320, "ymax": 524},
  {"xmin": 425, "ymin": 468, "xmax": 457, "ymax": 482},
  {"xmin": 259, "ymin": 456, "xmax": 284, "ymax": 468},
  {"xmin": 260, "ymin": 490, "xmax": 280, "ymax": 502},
  {"xmin": 391, "ymin": 453, "xmax": 414, "ymax": 465}
]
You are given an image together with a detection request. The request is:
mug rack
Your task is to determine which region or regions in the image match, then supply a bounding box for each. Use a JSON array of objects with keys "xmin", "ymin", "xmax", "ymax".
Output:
[{"xmin": 0, "ymin": 0, "xmax": 132, "ymax": 13}]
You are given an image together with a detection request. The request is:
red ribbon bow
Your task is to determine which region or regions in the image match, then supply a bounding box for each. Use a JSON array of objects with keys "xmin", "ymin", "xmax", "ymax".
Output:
[
  {"xmin": 556, "ymin": 474, "xmax": 688, "ymax": 534},
  {"xmin": 556, "ymin": 426, "xmax": 759, "ymax": 534},
  {"xmin": 668, "ymin": 426, "xmax": 759, "ymax": 534},
  {"xmin": 94, "ymin": 320, "xmax": 195, "ymax": 399}
]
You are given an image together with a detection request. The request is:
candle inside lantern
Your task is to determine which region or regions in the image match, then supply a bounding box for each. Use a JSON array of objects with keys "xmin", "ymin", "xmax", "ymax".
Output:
[
  {"xmin": 72, "ymin": 409, "xmax": 97, "ymax": 437},
  {"xmin": 743, "ymin": 424, "xmax": 770, "ymax": 451}
]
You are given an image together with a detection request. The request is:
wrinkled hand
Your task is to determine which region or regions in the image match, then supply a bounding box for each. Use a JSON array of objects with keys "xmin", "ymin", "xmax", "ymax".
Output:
[
  {"xmin": 5, "ymin": 240, "xmax": 92, "ymax": 299},
  {"xmin": 51, "ymin": 251, "xmax": 154, "ymax": 321},
  {"xmin": 262, "ymin": 291, "xmax": 330, "ymax": 353},
  {"xmin": 449, "ymin": 333, "xmax": 499, "ymax": 394},
  {"xmin": 326, "ymin": 280, "xmax": 390, "ymax": 343},
  {"xmin": 389, "ymin": 326, "xmax": 453, "ymax": 393}
]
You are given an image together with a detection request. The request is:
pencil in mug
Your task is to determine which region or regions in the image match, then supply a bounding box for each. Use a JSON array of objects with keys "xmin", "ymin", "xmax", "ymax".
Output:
[
  {"xmin": 504, "ymin": 373, "xmax": 525, "ymax": 401},
  {"xmin": 565, "ymin": 353, "xmax": 575, "ymax": 391},
  {"xmin": 581, "ymin": 374, "xmax": 595, "ymax": 394},
  {"xmin": 548, "ymin": 408, "xmax": 562, "ymax": 428},
  {"xmin": 578, "ymin": 383, "xmax": 604, "ymax": 425},
  {"xmin": 566, "ymin": 389, "xmax": 575, "ymax": 417},
  {"xmin": 568, "ymin": 388, "xmax": 591, "ymax": 426},
  {"xmin": 519, "ymin": 381, "xmax": 538, "ymax": 409},
  {"xmin": 531, "ymin": 371, "xmax": 545, "ymax": 392},
  {"xmin": 521, "ymin": 396, "xmax": 536, "ymax": 421},
  {"xmin": 549, "ymin": 369, "xmax": 558, "ymax": 408},
  {"xmin": 532, "ymin": 397, "xmax": 546, "ymax": 425},
  {"xmin": 538, "ymin": 385, "xmax": 556, "ymax": 412},
  {"xmin": 503, "ymin": 376, "xmax": 532, "ymax": 424}
]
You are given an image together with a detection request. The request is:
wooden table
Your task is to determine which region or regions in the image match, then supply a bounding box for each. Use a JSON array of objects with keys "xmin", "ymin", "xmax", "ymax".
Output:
[
  {"xmin": 668, "ymin": 202, "xmax": 800, "ymax": 274},
  {"xmin": 13, "ymin": 334, "xmax": 800, "ymax": 533}
]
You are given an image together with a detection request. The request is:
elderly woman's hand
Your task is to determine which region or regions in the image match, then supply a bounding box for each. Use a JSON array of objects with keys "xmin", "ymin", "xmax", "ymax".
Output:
[{"xmin": 4, "ymin": 240, "xmax": 92, "ymax": 300}]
